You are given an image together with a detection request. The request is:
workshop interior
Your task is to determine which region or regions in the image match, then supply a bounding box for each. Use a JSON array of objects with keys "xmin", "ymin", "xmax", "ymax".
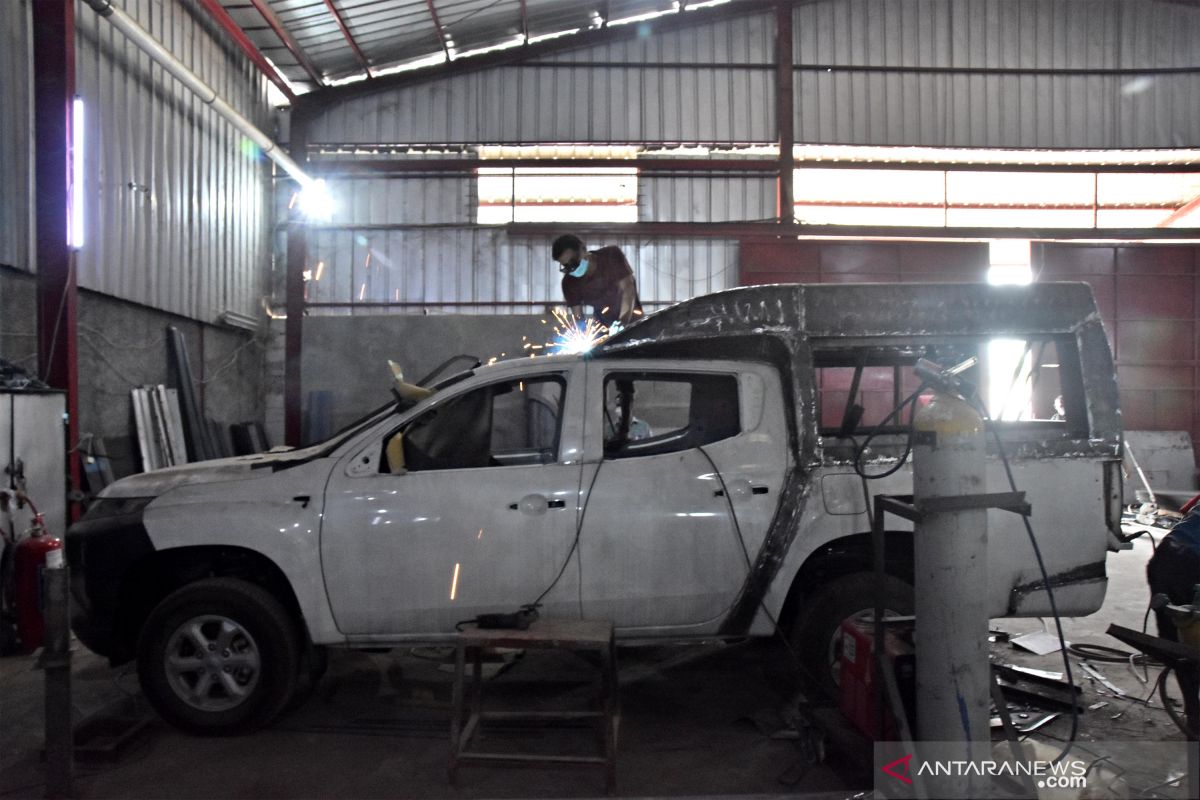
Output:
[{"xmin": 2, "ymin": 1, "xmax": 1200, "ymax": 798}]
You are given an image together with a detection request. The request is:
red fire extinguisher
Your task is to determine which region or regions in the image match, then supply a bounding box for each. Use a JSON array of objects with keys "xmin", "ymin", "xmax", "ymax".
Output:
[{"xmin": 13, "ymin": 495, "xmax": 63, "ymax": 653}]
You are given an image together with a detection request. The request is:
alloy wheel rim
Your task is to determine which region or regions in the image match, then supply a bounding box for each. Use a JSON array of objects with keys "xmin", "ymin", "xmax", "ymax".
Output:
[{"xmin": 163, "ymin": 615, "xmax": 261, "ymax": 712}]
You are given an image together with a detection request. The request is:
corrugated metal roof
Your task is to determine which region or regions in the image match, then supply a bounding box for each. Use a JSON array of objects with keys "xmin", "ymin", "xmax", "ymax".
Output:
[{"xmin": 218, "ymin": 0, "xmax": 693, "ymax": 88}]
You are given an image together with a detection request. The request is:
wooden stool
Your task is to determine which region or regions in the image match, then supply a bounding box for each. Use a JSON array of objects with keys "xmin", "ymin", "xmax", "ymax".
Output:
[{"xmin": 448, "ymin": 619, "xmax": 619, "ymax": 793}]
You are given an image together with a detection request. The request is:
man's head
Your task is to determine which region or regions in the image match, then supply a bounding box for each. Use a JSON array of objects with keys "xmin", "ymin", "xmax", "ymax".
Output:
[
  {"xmin": 1053, "ymin": 395, "xmax": 1066, "ymax": 417},
  {"xmin": 552, "ymin": 234, "xmax": 586, "ymax": 274}
]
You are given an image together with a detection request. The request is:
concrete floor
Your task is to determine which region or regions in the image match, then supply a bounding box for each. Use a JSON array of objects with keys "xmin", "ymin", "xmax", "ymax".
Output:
[{"xmin": 0, "ymin": 532, "xmax": 1193, "ymax": 799}]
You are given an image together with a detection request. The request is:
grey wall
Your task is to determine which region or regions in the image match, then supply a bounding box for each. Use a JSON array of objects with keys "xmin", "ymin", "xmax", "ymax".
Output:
[
  {"xmin": 0, "ymin": 268, "xmax": 38, "ymax": 376},
  {"xmin": 792, "ymin": 0, "xmax": 1200, "ymax": 148},
  {"xmin": 303, "ymin": 1, "xmax": 1200, "ymax": 150},
  {"xmin": 1, "ymin": 0, "xmax": 275, "ymax": 323},
  {"xmin": 0, "ymin": 0, "xmax": 33, "ymax": 272},
  {"xmin": 1, "ymin": 268, "xmax": 264, "ymax": 478},
  {"xmin": 290, "ymin": 314, "xmax": 549, "ymax": 440}
]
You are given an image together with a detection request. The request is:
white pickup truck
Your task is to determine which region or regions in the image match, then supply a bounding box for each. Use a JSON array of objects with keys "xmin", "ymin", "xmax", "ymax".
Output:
[{"xmin": 68, "ymin": 282, "xmax": 1124, "ymax": 733}]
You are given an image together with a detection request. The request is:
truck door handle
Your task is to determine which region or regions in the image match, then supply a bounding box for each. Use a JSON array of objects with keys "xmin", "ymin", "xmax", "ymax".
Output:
[
  {"xmin": 508, "ymin": 495, "xmax": 567, "ymax": 513},
  {"xmin": 714, "ymin": 486, "xmax": 770, "ymax": 498},
  {"xmin": 292, "ymin": 495, "xmax": 311, "ymax": 508}
]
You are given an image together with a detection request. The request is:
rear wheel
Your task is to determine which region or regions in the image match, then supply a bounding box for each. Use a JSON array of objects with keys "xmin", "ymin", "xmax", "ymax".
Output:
[
  {"xmin": 789, "ymin": 572, "xmax": 913, "ymax": 699},
  {"xmin": 137, "ymin": 578, "xmax": 300, "ymax": 735}
]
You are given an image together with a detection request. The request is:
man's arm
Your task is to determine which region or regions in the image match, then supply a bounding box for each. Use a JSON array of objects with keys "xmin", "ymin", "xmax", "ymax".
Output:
[{"xmin": 615, "ymin": 276, "xmax": 637, "ymax": 325}]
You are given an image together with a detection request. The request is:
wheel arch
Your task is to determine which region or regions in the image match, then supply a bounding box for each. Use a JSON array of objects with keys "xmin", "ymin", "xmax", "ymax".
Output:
[
  {"xmin": 776, "ymin": 530, "xmax": 915, "ymax": 631},
  {"xmin": 110, "ymin": 545, "xmax": 305, "ymax": 665}
]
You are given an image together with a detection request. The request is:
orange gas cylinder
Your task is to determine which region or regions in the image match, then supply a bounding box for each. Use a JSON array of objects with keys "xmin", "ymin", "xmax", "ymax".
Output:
[{"xmin": 13, "ymin": 517, "xmax": 63, "ymax": 653}]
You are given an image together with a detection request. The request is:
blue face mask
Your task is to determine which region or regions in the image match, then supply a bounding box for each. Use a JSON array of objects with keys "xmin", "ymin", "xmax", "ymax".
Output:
[{"xmin": 568, "ymin": 258, "xmax": 589, "ymax": 278}]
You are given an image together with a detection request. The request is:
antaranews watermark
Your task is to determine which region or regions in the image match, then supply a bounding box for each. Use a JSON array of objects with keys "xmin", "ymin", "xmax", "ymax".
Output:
[{"xmin": 874, "ymin": 740, "xmax": 1197, "ymax": 799}]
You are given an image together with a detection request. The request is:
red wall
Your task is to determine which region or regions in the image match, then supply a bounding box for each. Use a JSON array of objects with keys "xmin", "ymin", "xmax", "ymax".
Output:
[
  {"xmin": 1035, "ymin": 244, "xmax": 1200, "ymax": 462},
  {"xmin": 740, "ymin": 240, "xmax": 988, "ymax": 286}
]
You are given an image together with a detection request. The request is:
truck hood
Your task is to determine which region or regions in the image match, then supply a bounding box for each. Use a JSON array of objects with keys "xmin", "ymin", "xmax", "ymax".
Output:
[{"xmin": 100, "ymin": 447, "xmax": 322, "ymax": 499}]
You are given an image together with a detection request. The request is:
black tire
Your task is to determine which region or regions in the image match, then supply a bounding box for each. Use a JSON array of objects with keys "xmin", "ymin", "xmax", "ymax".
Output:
[
  {"xmin": 290, "ymin": 643, "xmax": 329, "ymax": 707},
  {"xmin": 788, "ymin": 572, "xmax": 913, "ymax": 700},
  {"xmin": 137, "ymin": 577, "xmax": 300, "ymax": 735}
]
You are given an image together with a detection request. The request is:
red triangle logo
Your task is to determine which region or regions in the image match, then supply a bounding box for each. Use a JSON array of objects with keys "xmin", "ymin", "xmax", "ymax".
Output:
[{"xmin": 882, "ymin": 753, "xmax": 914, "ymax": 785}]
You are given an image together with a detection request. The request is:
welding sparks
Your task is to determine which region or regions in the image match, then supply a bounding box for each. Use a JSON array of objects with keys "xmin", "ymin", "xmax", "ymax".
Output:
[
  {"xmin": 449, "ymin": 562, "xmax": 461, "ymax": 600},
  {"xmin": 548, "ymin": 307, "xmax": 609, "ymax": 355}
]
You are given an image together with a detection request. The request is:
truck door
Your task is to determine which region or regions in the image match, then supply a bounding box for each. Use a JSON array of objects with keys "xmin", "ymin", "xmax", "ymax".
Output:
[
  {"xmin": 578, "ymin": 361, "xmax": 789, "ymax": 631},
  {"xmin": 320, "ymin": 366, "xmax": 584, "ymax": 635}
]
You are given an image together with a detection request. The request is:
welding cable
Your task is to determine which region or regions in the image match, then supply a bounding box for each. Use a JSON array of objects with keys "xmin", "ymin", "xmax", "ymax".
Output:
[
  {"xmin": 852, "ymin": 385, "xmax": 929, "ymax": 481},
  {"xmin": 1067, "ymin": 642, "xmax": 1156, "ymax": 666},
  {"xmin": 1157, "ymin": 665, "xmax": 1196, "ymax": 738},
  {"xmin": 694, "ymin": 444, "xmax": 811, "ymax": 680},
  {"xmin": 451, "ymin": 452, "xmax": 605, "ymax": 632},
  {"xmin": 972, "ymin": 394, "xmax": 1079, "ymax": 765},
  {"xmin": 528, "ymin": 457, "xmax": 605, "ymax": 611}
]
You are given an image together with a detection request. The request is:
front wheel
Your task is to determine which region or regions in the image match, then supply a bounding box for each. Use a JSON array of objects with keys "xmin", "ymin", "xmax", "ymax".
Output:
[
  {"xmin": 789, "ymin": 572, "xmax": 913, "ymax": 700},
  {"xmin": 137, "ymin": 578, "xmax": 300, "ymax": 735}
]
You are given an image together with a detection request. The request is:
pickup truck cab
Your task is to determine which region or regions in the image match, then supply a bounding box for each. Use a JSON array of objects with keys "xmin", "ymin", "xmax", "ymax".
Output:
[{"xmin": 68, "ymin": 282, "xmax": 1124, "ymax": 733}]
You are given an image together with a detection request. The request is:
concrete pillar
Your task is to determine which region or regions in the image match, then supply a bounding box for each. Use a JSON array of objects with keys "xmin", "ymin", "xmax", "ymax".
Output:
[{"xmin": 913, "ymin": 390, "xmax": 989, "ymax": 797}]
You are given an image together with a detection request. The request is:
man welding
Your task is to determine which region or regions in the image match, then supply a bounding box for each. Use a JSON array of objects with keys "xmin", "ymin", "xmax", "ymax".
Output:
[{"xmin": 552, "ymin": 234, "xmax": 642, "ymax": 330}]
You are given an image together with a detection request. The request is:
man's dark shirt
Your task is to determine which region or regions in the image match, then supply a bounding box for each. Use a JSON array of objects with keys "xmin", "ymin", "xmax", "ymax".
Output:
[{"xmin": 561, "ymin": 245, "xmax": 642, "ymax": 327}]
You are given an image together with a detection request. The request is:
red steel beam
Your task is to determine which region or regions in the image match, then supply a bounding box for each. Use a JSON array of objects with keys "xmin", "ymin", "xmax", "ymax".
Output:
[
  {"xmin": 301, "ymin": 153, "xmax": 1200, "ymax": 174},
  {"xmin": 246, "ymin": 0, "xmax": 325, "ymax": 86},
  {"xmin": 321, "ymin": 0, "xmax": 373, "ymax": 76},
  {"xmin": 1159, "ymin": 194, "xmax": 1200, "ymax": 227},
  {"xmin": 307, "ymin": 157, "xmax": 780, "ymax": 175},
  {"xmin": 499, "ymin": 221, "xmax": 1200, "ymax": 240},
  {"xmin": 775, "ymin": 2, "xmax": 794, "ymax": 224},
  {"xmin": 196, "ymin": 0, "xmax": 297, "ymax": 102},
  {"xmin": 32, "ymin": 0, "xmax": 81, "ymax": 520},
  {"xmin": 519, "ymin": 0, "xmax": 529, "ymax": 40},
  {"xmin": 426, "ymin": 0, "xmax": 453, "ymax": 58}
]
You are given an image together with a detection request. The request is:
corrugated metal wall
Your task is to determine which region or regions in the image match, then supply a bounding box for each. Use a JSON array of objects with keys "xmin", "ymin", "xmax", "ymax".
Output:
[
  {"xmin": 2, "ymin": 0, "xmax": 274, "ymax": 320},
  {"xmin": 293, "ymin": 0, "xmax": 1200, "ymax": 314},
  {"xmin": 304, "ymin": 1, "xmax": 1200, "ymax": 149},
  {"xmin": 69, "ymin": 0, "xmax": 274, "ymax": 321},
  {"xmin": 793, "ymin": 0, "xmax": 1200, "ymax": 147},
  {"xmin": 303, "ymin": 225, "xmax": 741, "ymax": 315},
  {"xmin": 0, "ymin": 1, "xmax": 33, "ymax": 272},
  {"xmin": 304, "ymin": 12, "xmax": 778, "ymax": 146}
]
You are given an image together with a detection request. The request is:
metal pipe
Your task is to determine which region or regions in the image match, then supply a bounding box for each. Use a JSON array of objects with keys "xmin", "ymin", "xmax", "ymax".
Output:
[
  {"xmin": 284, "ymin": 121, "xmax": 309, "ymax": 448},
  {"xmin": 42, "ymin": 559, "xmax": 74, "ymax": 799},
  {"xmin": 81, "ymin": 0, "xmax": 312, "ymax": 186}
]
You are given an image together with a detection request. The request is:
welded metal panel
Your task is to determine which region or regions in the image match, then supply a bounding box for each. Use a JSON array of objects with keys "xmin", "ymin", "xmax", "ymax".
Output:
[
  {"xmin": 0, "ymin": 0, "xmax": 33, "ymax": 272},
  {"xmin": 73, "ymin": 0, "xmax": 273, "ymax": 321},
  {"xmin": 792, "ymin": 0, "xmax": 1200, "ymax": 147}
]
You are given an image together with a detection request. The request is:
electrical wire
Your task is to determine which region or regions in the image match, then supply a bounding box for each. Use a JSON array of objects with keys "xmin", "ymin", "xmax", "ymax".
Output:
[
  {"xmin": 529, "ymin": 457, "xmax": 604, "ymax": 610},
  {"xmin": 972, "ymin": 394, "xmax": 1079, "ymax": 765},
  {"xmin": 852, "ymin": 385, "xmax": 927, "ymax": 481}
]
